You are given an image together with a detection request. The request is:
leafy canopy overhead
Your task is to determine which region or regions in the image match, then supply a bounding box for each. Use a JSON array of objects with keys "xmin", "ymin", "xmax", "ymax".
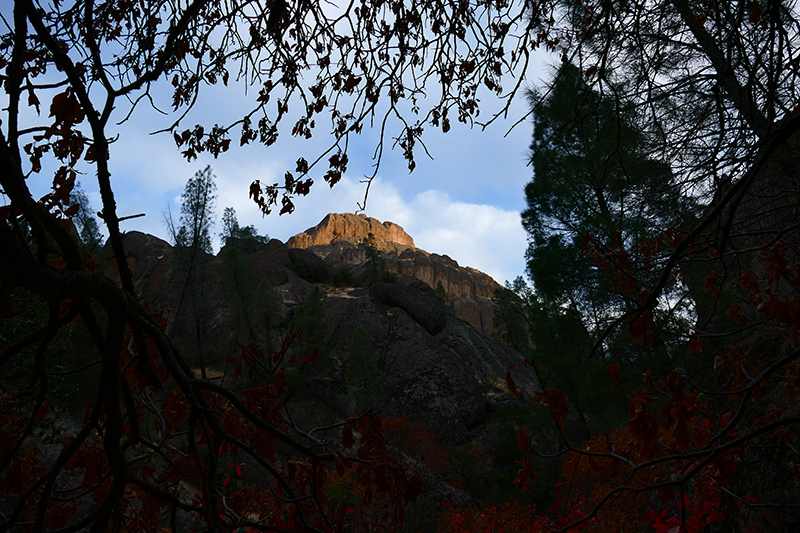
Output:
[
  {"xmin": 1, "ymin": 0, "xmax": 539, "ymax": 224},
  {"xmin": 4, "ymin": 0, "xmax": 800, "ymax": 531},
  {"xmin": 0, "ymin": 1, "xmax": 539, "ymax": 531}
]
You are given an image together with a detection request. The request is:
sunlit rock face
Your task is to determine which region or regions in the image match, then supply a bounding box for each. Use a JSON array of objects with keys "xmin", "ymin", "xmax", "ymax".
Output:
[
  {"xmin": 287, "ymin": 213, "xmax": 502, "ymax": 330},
  {"xmin": 287, "ymin": 212, "xmax": 415, "ymax": 250}
]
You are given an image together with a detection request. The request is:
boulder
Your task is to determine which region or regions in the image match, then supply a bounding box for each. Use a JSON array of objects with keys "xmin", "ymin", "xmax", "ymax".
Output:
[
  {"xmin": 287, "ymin": 247, "xmax": 334, "ymax": 284},
  {"xmin": 104, "ymin": 231, "xmax": 174, "ymax": 294},
  {"xmin": 369, "ymin": 280, "xmax": 447, "ymax": 335}
]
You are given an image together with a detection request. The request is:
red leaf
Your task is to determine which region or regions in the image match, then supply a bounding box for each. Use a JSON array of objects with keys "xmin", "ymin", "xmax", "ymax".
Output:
[
  {"xmin": 505, "ymin": 371, "xmax": 519, "ymax": 395},
  {"xmin": 334, "ymin": 503, "xmax": 347, "ymax": 533},
  {"xmin": 628, "ymin": 311, "xmax": 653, "ymax": 345},
  {"xmin": 786, "ymin": 383, "xmax": 797, "ymax": 402},
  {"xmin": 301, "ymin": 346, "xmax": 319, "ymax": 367},
  {"xmin": 517, "ymin": 426, "xmax": 530, "ymax": 453},
  {"xmin": 689, "ymin": 334, "xmax": 704, "ymax": 354},
  {"xmin": 35, "ymin": 400, "xmax": 51, "ymax": 423},
  {"xmin": 748, "ymin": 2, "xmax": 761, "ymax": 23},
  {"xmin": 764, "ymin": 299, "xmax": 794, "ymax": 325},
  {"xmin": 49, "ymin": 90, "xmax": 85, "ymax": 126},
  {"xmin": 606, "ymin": 363, "xmax": 622, "ymax": 389},
  {"xmin": 342, "ymin": 425, "xmax": 355, "ymax": 449},
  {"xmin": 28, "ymin": 89, "xmax": 41, "ymax": 114},
  {"xmin": 544, "ymin": 389, "xmax": 569, "ymax": 431},
  {"xmin": 64, "ymin": 203, "xmax": 80, "ymax": 217},
  {"xmin": 0, "ymin": 289, "xmax": 18, "ymax": 319}
]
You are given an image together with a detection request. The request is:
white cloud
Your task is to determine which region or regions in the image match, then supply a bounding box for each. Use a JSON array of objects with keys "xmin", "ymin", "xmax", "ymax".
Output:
[
  {"xmin": 60, "ymin": 120, "xmax": 528, "ymax": 286},
  {"xmin": 377, "ymin": 188, "xmax": 528, "ymax": 285}
]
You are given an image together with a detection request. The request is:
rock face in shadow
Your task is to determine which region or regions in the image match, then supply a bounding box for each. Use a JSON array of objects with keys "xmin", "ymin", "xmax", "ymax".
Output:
[
  {"xmin": 106, "ymin": 231, "xmax": 318, "ymax": 360},
  {"xmin": 110, "ymin": 230, "xmax": 537, "ymax": 444},
  {"xmin": 287, "ymin": 213, "xmax": 501, "ymax": 333},
  {"xmin": 323, "ymin": 280, "xmax": 538, "ymax": 443},
  {"xmin": 369, "ymin": 278, "xmax": 447, "ymax": 335},
  {"xmin": 287, "ymin": 247, "xmax": 334, "ymax": 284}
]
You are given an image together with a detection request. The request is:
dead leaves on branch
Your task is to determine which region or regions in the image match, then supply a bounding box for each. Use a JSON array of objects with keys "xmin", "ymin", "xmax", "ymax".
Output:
[{"xmin": 11, "ymin": 0, "xmax": 534, "ymax": 220}]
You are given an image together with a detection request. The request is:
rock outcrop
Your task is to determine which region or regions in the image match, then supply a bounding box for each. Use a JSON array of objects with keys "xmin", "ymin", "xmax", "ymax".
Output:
[
  {"xmin": 106, "ymin": 231, "xmax": 318, "ymax": 359},
  {"xmin": 287, "ymin": 213, "xmax": 501, "ymax": 333},
  {"xmin": 287, "ymin": 212, "xmax": 415, "ymax": 250},
  {"xmin": 323, "ymin": 278, "xmax": 537, "ymax": 443},
  {"xmin": 108, "ymin": 230, "xmax": 536, "ymax": 444},
  {"xmin": 370, "ymin": 278, "xmax": 448, "ymax": 335}
]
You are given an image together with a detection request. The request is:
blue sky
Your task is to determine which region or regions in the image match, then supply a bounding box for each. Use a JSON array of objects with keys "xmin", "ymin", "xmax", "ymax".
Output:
[
  {"xmin": 9, "ymin": 26, "xmax": 553, "ymax": 286},
  {"xmin": 105, "ymin": 52, "xmax": 554, "ymax": 286}
]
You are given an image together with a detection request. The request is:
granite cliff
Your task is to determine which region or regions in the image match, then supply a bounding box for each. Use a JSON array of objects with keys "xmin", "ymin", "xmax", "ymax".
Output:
[
  {"xmin": 287, "ymin": 212, "xmax": 415, "ymax": 250},
  {"xmin": 107, "ymin": 226, "xmax": 536, "ymax": 445},
  {"xmin": 288, "ymin": 213, "xmax": 500, "ymax": 333}
]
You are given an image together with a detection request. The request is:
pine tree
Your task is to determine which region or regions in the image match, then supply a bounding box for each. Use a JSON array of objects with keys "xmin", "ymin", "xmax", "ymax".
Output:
[
  {"xmin": 220, "ymin": 207, "xmax": 268, "ymax": 246},
  {"xmin": 168, "ymin": 166, "xmax": 217, "ymax": 253},
  {"xmin": 69, "ymin": 182, "xmax": 102, "ymax": 247},
  {"xmin": 523, "ymin": 62, "xmax": 698, "ymax": 327},
  {"xmin": 163, "ymin": 167, "xmax": 218, "ymax": 372}
]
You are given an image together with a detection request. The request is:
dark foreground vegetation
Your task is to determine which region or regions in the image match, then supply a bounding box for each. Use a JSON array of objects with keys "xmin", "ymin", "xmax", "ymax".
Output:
[{"xmin": 2, "ymin": 0, "xmax": 800, "ymax": 532}]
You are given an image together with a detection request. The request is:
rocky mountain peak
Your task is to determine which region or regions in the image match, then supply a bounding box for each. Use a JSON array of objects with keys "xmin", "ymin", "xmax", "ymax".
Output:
[
  {"xmin": 286, "ymin": 213, "xmax": 503, "ymax": 333},
  {"xmin": 286, "ymin": 213, "xmax": 414, "ymax": 250}
]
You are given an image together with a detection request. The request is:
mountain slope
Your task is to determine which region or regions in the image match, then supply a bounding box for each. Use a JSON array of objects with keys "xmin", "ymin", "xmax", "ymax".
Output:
[{"xmin": 108, "ymin": 220, "xmax": 536, "ymax": 444}]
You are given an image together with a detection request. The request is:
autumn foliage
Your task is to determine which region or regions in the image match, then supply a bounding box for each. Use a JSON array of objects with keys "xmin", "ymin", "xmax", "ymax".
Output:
[
  {"xmin": 1, "ymin": 0, "xmax": 532, "ymax": 528},
  {"xmin": 0, "ymin": 316, "xmax": 421, "ymax": 531},
  {"xmin": 440, "ymin": 233, "xmax": 800, "ymax": 533}
]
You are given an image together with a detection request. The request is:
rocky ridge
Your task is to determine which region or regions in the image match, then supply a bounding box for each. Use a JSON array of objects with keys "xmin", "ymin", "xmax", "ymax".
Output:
[
  {"xmin": 287, "ymin": 213, "xmax": 500, "ymax": 333},
  {"xmin": 108, "ymin": 227, "xmax": 536, "ymax": 445}
]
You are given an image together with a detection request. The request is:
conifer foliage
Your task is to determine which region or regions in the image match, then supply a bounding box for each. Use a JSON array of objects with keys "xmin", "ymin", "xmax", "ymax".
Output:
[
  {"xmin": 69, "ymin": 182, "xmax": 103, "ymax": 247},
  {"xmin": 168, "ymin": 165, "xmax": 217, "ymax": 253},
  {"xmin": 524, "ymin": 62, "xmax": 698, "ymax": 325},
  {"xmin": 220, "ymin": 207, "xmax": 268, "ymax": 246},
  {"xmin": 509, "ymin": 0, "xmax": 800, "ymax": 530}
]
